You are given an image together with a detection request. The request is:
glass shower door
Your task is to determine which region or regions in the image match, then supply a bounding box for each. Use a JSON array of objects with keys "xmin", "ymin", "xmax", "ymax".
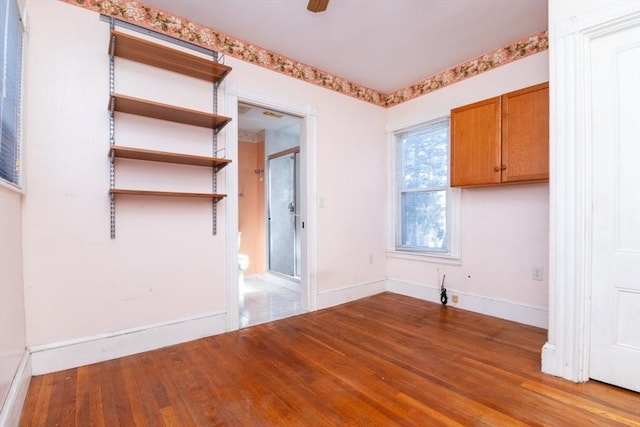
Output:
[{"xmin": 267, "ymin": 151, "xmax": 301, "ymax": 278}]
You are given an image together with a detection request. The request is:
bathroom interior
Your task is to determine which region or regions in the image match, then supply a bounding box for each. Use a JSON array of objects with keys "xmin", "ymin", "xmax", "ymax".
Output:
[{"xmin": 237, "ymin": 102, "xmax": 305, "ymax": 327}]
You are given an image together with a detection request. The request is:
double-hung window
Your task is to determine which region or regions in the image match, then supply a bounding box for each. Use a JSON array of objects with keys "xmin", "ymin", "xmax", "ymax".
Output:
[
  {"xmin": 395, "ymin": 118, "xmax": 458, "ymax": 256},
  {"xmin": 0, "ymin": 0, "xmax": 23, "ymax": 187}
]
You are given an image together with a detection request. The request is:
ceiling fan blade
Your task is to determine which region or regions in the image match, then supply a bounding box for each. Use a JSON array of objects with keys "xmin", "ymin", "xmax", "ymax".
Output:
[{"xmin": 307, "ymin": 0, "xmax": 329, "ymax": 13}]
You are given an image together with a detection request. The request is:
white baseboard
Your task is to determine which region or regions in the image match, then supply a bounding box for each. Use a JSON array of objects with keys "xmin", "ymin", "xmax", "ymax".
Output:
[
  {"xmin": 30, "ymin": 311, "xmax": 227, "ymax": 375},
  {"xmin": 317, "ymin": 279, "xmax": 386, "ymax": 310},
  {"xmin": 386, "ymin": 278, "xmax": 549, "ymax": 328},
  {"xmin": 0, "ymin": 350, "xmax": 32, "ymax": 427}
]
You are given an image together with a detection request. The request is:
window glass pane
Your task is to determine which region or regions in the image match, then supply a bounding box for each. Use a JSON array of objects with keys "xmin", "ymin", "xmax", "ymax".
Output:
[
  {"xmin": 0, "ymin": 0, "xmax": 22, "ymax": 185},
  {"xmin": 401, "ymin": 190, "xmax": 447, "ymax": 250},
  {"xmin": 401, "ymin": 123, "xmax": 448, "ymax": 189},
  {"xmin": 0, "ymin": 2, "xmax": 5, "ymax": 73}
]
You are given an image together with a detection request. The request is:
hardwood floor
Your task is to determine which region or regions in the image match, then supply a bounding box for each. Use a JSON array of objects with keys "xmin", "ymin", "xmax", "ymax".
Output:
[{"xmin": 20, "ymin": 293, "xmax": 640, "ymax": 426}]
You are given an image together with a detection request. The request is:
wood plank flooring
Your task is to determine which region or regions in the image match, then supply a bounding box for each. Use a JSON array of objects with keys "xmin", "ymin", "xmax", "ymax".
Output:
[{"xmin": 20, "ymin": 292, "xmax": 640, "ymax": 426}]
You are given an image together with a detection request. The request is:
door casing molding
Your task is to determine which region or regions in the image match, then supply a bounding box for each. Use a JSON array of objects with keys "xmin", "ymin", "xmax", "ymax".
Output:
[
  {"xmin": 543, "ymin": 0, "xmax": 640, "ymax": 382},
  {"xmin": 223, "ymin": 83, "xmax": 318, "ymax": 331}
]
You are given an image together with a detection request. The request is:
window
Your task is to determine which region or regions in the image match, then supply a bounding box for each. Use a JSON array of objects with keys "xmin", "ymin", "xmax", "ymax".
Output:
[
  {"xmin": 0, "ymin": 0, "xmax": 23, "ymax": 187},
  {"xmin": 395, "ymin": 118, "xmax": 458, "ymax": 255}
]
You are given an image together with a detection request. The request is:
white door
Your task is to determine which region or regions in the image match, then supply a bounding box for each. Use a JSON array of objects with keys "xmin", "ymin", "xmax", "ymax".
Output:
[{"xmin": 589, "ymin": 23, "xmax": 640, "ymax": 392}]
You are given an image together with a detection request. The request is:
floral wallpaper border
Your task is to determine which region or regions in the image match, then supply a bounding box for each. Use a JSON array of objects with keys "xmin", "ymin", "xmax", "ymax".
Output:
[
  {"xmin": 384, "ymin": 31, "xmax": 548, "ymax": 107},
  {"xmin": 62, "ymin": 0, "xmax": 548, "ymax": 108}
]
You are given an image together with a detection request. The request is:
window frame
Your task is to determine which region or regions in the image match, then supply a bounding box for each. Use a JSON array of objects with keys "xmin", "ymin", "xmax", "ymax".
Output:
[
  {"xmin": 0, "ymin": 0, "xmax": 24, "ymax": 189},
  {"xmin": 389, "ymin": 117, "xmax": 461, "ymax": 261}
]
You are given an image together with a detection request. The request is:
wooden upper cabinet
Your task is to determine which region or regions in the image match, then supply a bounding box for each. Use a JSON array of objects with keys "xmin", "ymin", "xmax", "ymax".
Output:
[
  {"xmin": 450, "ymin": 82, "xmax": 549, "ymax": 187},
  {"xmin": 501, "ymin": 82, "xmax": 549, "ymax": 183},
  {"xmin": 450, "ymin": 96, "xmax": 502, "ymax": 187}
]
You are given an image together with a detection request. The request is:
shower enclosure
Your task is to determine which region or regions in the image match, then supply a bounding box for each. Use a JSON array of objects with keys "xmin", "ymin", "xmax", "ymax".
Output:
[{"xmin": 267, "ymin": 149, "xmax": 301, "ymax": 279}]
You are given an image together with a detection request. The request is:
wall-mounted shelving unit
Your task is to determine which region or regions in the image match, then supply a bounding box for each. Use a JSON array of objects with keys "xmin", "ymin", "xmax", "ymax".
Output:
[{"xmin": 107, "ymin": 26, "xmax": 232, "ymax": 238}]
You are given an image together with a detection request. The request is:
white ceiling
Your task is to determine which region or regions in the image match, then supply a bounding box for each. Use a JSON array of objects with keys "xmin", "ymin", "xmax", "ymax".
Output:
[
  {"xmin": 238, "ymin": 102, "xmax": 301, "ymax": 134},
  {"xmin": 141, "ymin": 0, "xmax": 548, "ymax": 94}
]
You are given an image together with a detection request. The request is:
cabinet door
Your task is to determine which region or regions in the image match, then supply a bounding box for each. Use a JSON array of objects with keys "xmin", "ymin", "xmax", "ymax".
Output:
[
  {"xmin": 501, "ymin": 82, "xmax": 549, "ymax": 183},
  {"xmin": 450, "ymin": 96, "xmax": 501, "ymax": 187}
]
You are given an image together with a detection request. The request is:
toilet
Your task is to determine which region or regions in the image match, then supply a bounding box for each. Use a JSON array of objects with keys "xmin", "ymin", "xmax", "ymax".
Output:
[
  {"xmin": 239, "ymin": 253, "xmax": 250, "ymax": 272},
  {"xmin": 238, "ymin": 236, "xmax": 249, "ymax": 279},
  {"xmin": 238, "ymin": 233, "xmax": 250, "ymax": 287}
]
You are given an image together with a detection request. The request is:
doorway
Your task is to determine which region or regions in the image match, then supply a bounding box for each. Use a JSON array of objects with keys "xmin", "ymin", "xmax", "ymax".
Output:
[{"xmin": 237, "ymin": 102, "xmax": 305, "ymax": 327}]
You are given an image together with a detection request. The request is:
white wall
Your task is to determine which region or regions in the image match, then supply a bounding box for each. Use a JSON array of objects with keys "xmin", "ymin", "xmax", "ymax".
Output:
[
  {"xmin": 22, "ymin": 1, "xmax": 226, "ymax": 347},
  {"xmin": 0, "ymin": 186, "xmax": 27, "ymax": 414},
  {"xmin": 385, "ymin": 53, "xmax": 550, "ymax": 326},
  {"xmin": 22, "ymin": 0, "xmax": 388, "ymax": 356},
  {"xmin": 0, "ymin": 0, "xmax": 28, "ymax": 418}
]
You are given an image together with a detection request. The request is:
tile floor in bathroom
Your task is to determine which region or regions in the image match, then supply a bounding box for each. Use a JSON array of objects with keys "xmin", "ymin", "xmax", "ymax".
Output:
[{"xmin": 240, "ymin": 276, "xmax": 306, "ymax": 328}]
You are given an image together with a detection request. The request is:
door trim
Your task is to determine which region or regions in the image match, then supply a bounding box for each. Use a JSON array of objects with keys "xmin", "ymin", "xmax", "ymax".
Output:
[
  {"xmin": 268, "ymin": 146, "xmax": 300, "ymax": 160},
  {"xmin": 544, "ymin": 0, "xmax": 640, "ymax": 382},
  {"xmin": 223, "ymin": 83, "xmax": 318, "ymax": 331}
]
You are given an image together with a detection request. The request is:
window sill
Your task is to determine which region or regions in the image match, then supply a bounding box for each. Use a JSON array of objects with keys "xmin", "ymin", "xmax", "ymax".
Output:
[
  {"xmin": 0, "ymin": 179, "xmax": 24, "ymax": 195},
  {"xmin": 385, "ymin": 249, "xmax": 462, "ymax": 266}
]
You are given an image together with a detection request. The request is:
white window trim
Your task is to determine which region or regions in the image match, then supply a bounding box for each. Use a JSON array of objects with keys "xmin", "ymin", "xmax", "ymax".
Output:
[
  {"xmin": 387, "ymin": 118, "xmax": 461, "ymax": 261},
  {"xmin": 0, "ymin": 0, "xmax": 24, "ymax": 190},
  {"xmin": 0, "ymin": 177, "xmax": 24, "ymax": 193}
]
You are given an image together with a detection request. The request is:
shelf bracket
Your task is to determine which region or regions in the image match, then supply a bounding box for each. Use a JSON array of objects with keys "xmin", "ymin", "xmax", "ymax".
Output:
[
  {"xmin": 108, "ymin": 96, "xmax": 115, "ymax": 118},
  {"xmin": 110, "ymin": 192, "xmax": 116, "ymax": 239},
  {"xmin": 212, "ymin": 77, "xmax": 219, "ymax": 236},
  {"xmin": 109, "ymin": 17, "xmax": 117, "ymax": 239},
  {"xmin": 109, "ymin": 34, "xmax": 116, "ymax": 58}
]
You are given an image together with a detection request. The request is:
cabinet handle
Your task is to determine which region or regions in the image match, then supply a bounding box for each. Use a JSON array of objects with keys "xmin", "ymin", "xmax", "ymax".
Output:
[
  {"xmin": 494, "ymin": 166, "xmax": 500, "ymax": 172},
  {"xmin": 501, "ymin": 164, "xmax": 507, "ymax": 171}
]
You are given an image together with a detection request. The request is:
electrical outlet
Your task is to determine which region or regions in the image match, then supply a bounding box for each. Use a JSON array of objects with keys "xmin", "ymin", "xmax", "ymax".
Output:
[
  {"xmin": 368, "ymin": 253, "xmax": 373, "ymax": 264},
  {"xmin": 532, "ymin": 266, "xmax": 544, "ymax": 281},
  {"xmin": 452, "ymin": 294, "xmax": 459, "ymax": 304}
]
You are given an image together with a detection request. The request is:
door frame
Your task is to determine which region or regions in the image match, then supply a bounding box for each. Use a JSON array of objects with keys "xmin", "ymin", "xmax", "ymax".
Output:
[
  {"xmin": 543, "ymin": 0, "xmax": 640, "ymax": 382},
  {"xmin": 223, "ymin": 83, "xmax": 318, "ymax": 331}
]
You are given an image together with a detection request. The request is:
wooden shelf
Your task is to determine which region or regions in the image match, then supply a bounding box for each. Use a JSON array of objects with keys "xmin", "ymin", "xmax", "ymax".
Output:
[
  {"xmin": 109, "ymin": 30, "xmax": 231, "ymax": 83},
  {"xmin": 109, "ymin": 94, "xmax": 231, "ymax": 131},
  {"xmin": 111, "ymin": 145, "xmax": 231, "ymax": 169},
  {"xmin": 110, "ymin": 188, "xmax": 227, "ymax": 200}
]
